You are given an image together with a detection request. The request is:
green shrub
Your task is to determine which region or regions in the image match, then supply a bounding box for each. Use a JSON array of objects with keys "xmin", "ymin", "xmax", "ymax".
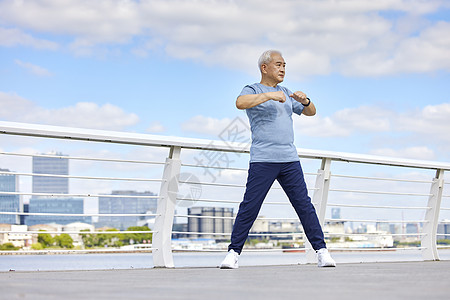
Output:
[
  {"xmin": 38, "ymin": 232, "xmax": 54, "ymax": 247},
  {"xmin": 31, "ymin": 242, "xmax": 44, "ymax": 250},
  {"xmin": 54, "ymin": 234, "xmax": 74, "ymax": 249},
  {"xmin": 0, "ymin": 243, "xmax": 20, "ymax": 250}
]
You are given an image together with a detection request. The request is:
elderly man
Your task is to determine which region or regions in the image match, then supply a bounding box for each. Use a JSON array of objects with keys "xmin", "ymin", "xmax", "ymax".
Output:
[{"xmin": 220, "ymin": 50, "xmax": 336, "ymax": 269}]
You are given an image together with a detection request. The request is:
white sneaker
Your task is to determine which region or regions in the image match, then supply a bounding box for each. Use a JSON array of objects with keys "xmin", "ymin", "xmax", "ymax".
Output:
[
  {"xmin": 220, "ymin": 249, "xmax": 239, "ymax": 269},
  {"xmin": 317, "ymin": 248, "xmax": 336, "ymax": 267}
]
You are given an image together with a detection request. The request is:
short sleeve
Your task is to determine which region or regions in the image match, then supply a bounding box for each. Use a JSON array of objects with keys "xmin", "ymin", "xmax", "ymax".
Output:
[
  {"xmin": 239, "ymin": 85, "xmax": 257, "ymax": 97},
  {"xmin": 291, "ymin": 98, "xmax": 304, "ymax": 115}
]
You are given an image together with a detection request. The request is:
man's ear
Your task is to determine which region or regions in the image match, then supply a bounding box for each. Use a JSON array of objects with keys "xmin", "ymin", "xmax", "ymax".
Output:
[{"xmin": 260, "ymin": 64, "xmax": 267, "ymax": 74}]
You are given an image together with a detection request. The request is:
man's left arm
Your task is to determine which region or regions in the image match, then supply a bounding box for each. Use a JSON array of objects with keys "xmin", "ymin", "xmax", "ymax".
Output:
[{"xmin": 290, "ymin": 91, "xmax": 316, "ymax": 116}]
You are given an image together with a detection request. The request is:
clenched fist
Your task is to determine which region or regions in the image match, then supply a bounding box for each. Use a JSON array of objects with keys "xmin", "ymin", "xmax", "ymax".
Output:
[
  {"xmin": 289, "ymin": 91, "xmax": 309, "ymax": 105},
  {"xmin": 268, "ymin": 91, "xmax": 286, "ymax": 103}
]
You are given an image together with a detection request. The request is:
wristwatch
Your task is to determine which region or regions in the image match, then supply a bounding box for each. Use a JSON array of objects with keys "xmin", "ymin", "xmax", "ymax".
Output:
[{"xmin": 303, "ymin": 97, "xmax": 311, "ymax": 107}]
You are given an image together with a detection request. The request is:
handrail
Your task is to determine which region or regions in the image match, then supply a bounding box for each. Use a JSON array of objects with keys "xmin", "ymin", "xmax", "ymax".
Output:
[
  {"xmin": 331, "ymin": 173, "xmax": 433, "ymax": 184},
  {"xmin": 0, "ymin": 212, "xmax": 160, "ymax": 217},
  {"xmin": 329, "ymin": 188, "xmax": 432, "ymax": 197},
  {"xmin": 3, "ymin": 230, "xmax": 157, "ymax": 234},
  {"xmin": 0, "ymin": 121, "xmax": 249, "ymax": 153},
  {"xmin": 0, "ymin": 150, "xmax": 166, "ymax": 165},
  {"xmin": 0, "ymin": 191, "xmax": 160, "ymax": 199},
  {"xmin": 1, "ymin": 120, "xmax": 449, "ymax": 267},
  {"xmin": 0, "ymin": 170, "xmax": 164, "ymax": 182},
  {"xmin": 2, "ymin": 120, "xmax": 450, "ymax": 170}
]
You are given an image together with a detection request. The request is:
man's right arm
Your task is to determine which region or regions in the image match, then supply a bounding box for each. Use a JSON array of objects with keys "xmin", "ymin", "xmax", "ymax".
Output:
[{"xmin": 236, "ymin": 91, "xmax": 286, "ymax": 110}]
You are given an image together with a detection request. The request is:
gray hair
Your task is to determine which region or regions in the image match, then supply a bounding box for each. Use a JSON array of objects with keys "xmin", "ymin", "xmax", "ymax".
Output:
[{"xmin": 258, "ymin": 50, "xmax": 282, "ymax": 70}]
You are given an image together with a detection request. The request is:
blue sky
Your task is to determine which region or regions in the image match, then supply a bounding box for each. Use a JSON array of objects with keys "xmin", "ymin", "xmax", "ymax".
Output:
[{"xmin": 1, "ymin": 1, "xmax": 450, "ymax": 222}]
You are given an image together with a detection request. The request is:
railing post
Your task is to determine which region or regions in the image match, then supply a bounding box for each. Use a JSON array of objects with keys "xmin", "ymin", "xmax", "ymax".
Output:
[
  {"xmin": 305, "ymin": 158, "xmax": 332, "ymax": 264},
  {"xmin": 421, "ymin": 169, "xmax": 444, "ymax": 261},
  {"xmin": 153, "ymin": 146, "xmax": 181, "ymax": 268}
]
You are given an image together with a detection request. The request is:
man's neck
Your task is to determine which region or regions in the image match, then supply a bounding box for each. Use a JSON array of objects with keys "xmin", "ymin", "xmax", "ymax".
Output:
[{"xmin": 260, "ymin": 78, "xmax": 280, "ymax": 87}]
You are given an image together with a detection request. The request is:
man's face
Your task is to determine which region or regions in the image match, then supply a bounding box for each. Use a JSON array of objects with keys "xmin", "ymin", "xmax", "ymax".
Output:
[{"xmin": 262, "ymin": 53, "xmax": 286, "ymax": 83}]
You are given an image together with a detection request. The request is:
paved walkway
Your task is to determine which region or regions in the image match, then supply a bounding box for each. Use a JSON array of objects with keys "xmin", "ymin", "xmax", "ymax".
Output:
[{"xmin": 1, "ymin": 261, "xmax": 449, "ymax": 300}]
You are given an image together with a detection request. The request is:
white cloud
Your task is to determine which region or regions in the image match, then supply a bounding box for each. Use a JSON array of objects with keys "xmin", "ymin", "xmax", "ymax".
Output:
[
  {"xmin": 334, "ymin": 106, "xmax": 392, "ymax": 132},
  {"xmin": 294, "ymin": 115, "xmax": 351, "ymax": 137},
  {"xmin": 0, "ymin": 27, "xmax": 58, "ymax": 50},
  {"xmin": 35, "ymin": 102, "xmax": 140, "ymax": 130},
  {"xmin": 0, "ymin": 92, "xmax": 35, "ymax": 119},
  {"xmin": 395, "ymin": 103, "xmax": 450, "ymax": 142},
  {"xmin": 0, "ymin": 91, "xmax": 139, "ymax": 130},
  {"xmin": 294, "ymin": 101, "xmax": 450, "ymax": 139},
  {"xmin": 370, "ymin": 146, "xmax": 436, "ymax": 160},
  {"xmin": 15, "ymin": 59, "xmax": 53, "ymax": 77},
  {"xmin": 147, "ymin": 121, "xmax": 166, "ymax": 133},
  {"xmin": 0, "ymin": 0, "xmax": 449, "ymax": 76},
  {"xmin": 294, "ymin": 106, "xmax": 392, "ymax": 137},
  {"xmin": 343, "ymin": 21, "xmax": 450, "ymax": 76},
  {"xmin": 0, "ymin": 1, "xmax": 142, "ymax": 44},
  {"xmin": 181, "ymin": 115, "xmax": 250, "ymax": 138},
  {"xmin": 390, "ymin": 22, "xmax": 450, "ymax": 73}
]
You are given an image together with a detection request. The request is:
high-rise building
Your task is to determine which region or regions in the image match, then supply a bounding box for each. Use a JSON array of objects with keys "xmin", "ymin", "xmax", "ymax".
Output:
[
  {"xmin": 331, "ymin": 208, "xmax": 341, "ymax": 219},
  {"xmin": 437, "ymin": 221, "xmax": 450, "ymax": 240},
  {"xmin": 0, "ymin": 168, "xmax": 21, "ymax": 224},
  {"xmin": 32, "ymin": 153, "xmax": 69, "ymax": 195},
  {"xmin": 390, "ymin": 223, "xmax": 402, "ymax": 235},
  {"xmin": 96, "ymin": 190, "xmax": 158, "ymax": 230},
  {"xmin": 187, "ymin": 207, "xmax": 234, "ymax": 239},
  {"xmin": 376, "ymin": 222, "xmax": 390, "ymax": 233},
  {"xmin": 25, "ymin": 197, "xmax": 91, "ymax": 226},
  {"xmin": 406, "ymin": 223, "xmax": 420, "ymax": 234},
  {"xmin": 26, "ymin": 153, "xmax": 90, "ymax": 225}
]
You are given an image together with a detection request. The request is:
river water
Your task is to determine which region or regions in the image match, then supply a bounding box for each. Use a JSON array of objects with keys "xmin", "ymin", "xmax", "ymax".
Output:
[{"xmin": 1, "ymin": 249, "xmax": 450, "ymax": 271}]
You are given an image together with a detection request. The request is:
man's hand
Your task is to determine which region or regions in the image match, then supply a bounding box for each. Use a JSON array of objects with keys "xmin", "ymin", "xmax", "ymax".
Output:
[
  {"xmin": 267, "ymin": 91, "xmax": 286, "ymax": 103},
  {"xmin": 289, "ymin": 91, "xmax": 309, "ymax": 105}
]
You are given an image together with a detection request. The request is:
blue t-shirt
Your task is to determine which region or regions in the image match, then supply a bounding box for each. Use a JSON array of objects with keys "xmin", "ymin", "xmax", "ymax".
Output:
[{"xmin": 240, "ymin": 83, "xmax": 305, "ymax": 163}]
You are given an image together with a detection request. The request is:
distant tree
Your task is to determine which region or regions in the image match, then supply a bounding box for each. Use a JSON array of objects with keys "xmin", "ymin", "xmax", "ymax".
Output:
[
  {"xmin": 55, "ymin": 233, "xmax": 74, "ymax": 249},
  {"xmin": 98, "ymin": 229, "xmax": 122, "ymax": 247},
  {"xmin": 31, "ymin": 242, "xmax": 44, "ymax": 250},
  {"xmin": 37, "ymin": 232, "xmax": 54, "ymax": 248},
  {"xmin": 437, "ymin": 239, "xmax": 450, "ymax": 245},
  {"xmin": 122, "ymin": 226, "xmax": 152, "ymax": 245},
  {"xmin": 330, "ymin": 237, "xmax": 341, "ymax": 243},
  {"xmin": 80, "ymin": 229, "xmax": 100, "ymax": 248},
  {"xmin": 80, "ymin": 229, "xmax": 93, "ymax": 247},
  {"xmin": 245, "ymin": 238, "xmax": 268, "ymax": 246},
  {"xmin": 81, "ymin": 228, "xmax": 123, "ymax": 248},
  {"xmin": 394, "ymin": 240, "xmax": 421, "ymax": 247}
]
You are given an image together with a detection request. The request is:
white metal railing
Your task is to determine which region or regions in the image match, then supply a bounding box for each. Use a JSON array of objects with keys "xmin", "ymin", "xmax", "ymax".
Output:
[{"xmin": 1, "ymin": 121, "xmax": 450, "ymax": 267}]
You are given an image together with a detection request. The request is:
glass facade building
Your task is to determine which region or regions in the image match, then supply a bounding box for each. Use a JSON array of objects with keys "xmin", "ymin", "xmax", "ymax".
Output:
[
  {"xmin": 25, "ymin": 197, "xmax": 91, "ymax": 226},
  {"xmin": 438, "ymin": 222, "xmax": 450, "ymax": 240},
  {"xmin": 97, "ymin": 190, "xmax": 158, "ymax": 230},
  {"xmin": 32, "ymin": 154, "xmax": 69, "ymax": 195},
  {"xmin": 25, "ymin": 153, "xmax": 90, "ymax": 225},
  {"xmin": 0, "ymin": 169, "xmax": 21, "ymax": 224}
]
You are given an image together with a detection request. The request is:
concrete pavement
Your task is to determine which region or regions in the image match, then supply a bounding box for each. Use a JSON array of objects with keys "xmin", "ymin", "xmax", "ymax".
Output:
[{"xmin": 1, "ymin": 261, "xmax": 449, "ymax": 300}]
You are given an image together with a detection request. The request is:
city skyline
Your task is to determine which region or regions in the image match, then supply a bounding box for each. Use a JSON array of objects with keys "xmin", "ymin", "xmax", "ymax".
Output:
[
  {"xmin": 1, "ymin": 146, "xmax": 449, "ymax": 227},
  {"xmin": 1, "ymin": 157, "xmax": 449, "ymax": 248}
]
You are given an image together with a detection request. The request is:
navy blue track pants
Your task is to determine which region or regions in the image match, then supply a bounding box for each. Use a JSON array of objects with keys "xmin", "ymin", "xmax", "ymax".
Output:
[{"xmin": 228, "ymin": 161, "xmax": 326, "ymax": 254}]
